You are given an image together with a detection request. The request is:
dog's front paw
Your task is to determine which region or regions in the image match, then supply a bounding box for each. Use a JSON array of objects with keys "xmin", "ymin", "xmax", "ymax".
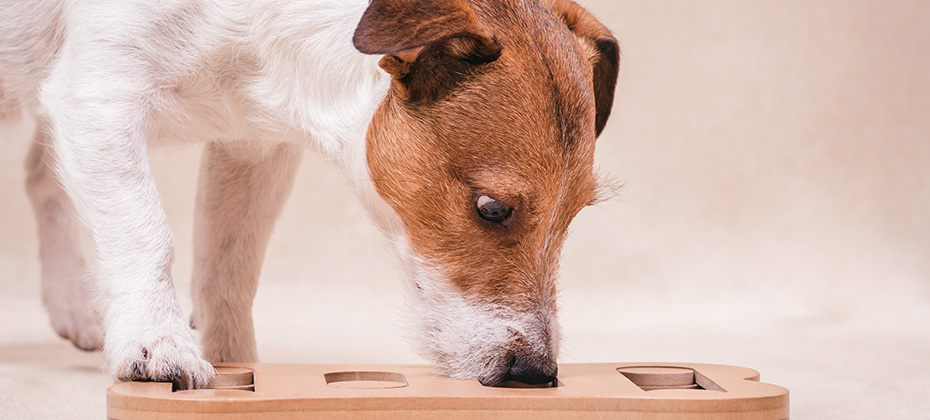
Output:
[{"xmin": 110, "ymin": 333, "xmax": 215, "ymax": 390}]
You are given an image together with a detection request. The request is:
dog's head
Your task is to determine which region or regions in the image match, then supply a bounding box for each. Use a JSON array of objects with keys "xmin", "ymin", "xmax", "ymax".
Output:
[{"xmin": 354, "ymin": 0, "xmax": 618, "ymax": 386}]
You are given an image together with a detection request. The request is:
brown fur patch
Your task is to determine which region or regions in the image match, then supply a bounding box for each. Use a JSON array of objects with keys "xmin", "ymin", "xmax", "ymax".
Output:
[
  {"xmin": 543, "ymin": 0, "xmax": 620, "ymax": 136},
  {"xmin": 363, "ymin": 0, "xmax": 616, "ymax": 309}
]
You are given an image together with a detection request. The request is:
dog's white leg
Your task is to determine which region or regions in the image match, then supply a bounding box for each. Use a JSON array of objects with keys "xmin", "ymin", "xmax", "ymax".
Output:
[
  {"xmin": 191, "ymin": 141, "xmax": 303, "ymax": 363},
  {"xmin": 24, "ymin": 117, "xmax": 103, "ymax": 351},
  {"xmin": 41, "ymin": 59, "xmax": 214, "ymax": 390}
]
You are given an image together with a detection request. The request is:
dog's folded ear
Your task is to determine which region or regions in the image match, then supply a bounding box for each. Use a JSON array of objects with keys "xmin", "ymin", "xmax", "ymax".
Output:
[
  {"xmin": 353, "ymin": 0, "xmax": 501, "ymax": 103},
  {"xmin": 545, "ymin": 0, "xmax": 619, "ymax": 138}
]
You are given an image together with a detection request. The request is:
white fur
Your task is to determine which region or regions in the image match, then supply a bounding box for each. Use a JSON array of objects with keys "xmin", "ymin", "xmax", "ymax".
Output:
[
  {"xmin": 393, "ymin": 236, "xmax": 560, "ymax": 384},
  {"xmin": 1, "ymin": 0, "xmax": 560, "ymax": 386}
]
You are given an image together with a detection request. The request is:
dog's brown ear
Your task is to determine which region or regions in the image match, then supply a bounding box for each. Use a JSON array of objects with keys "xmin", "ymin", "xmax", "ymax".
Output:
[
  {"xmin": 545, "ymin": 0, "xmax": 619, "ymax": 137},
  {"xmin": 353, "ymin": 0, "xmax": 490, "ymax": 55},
  {"xmin": 353, "ymin": 0, "xmax": 501, "ymax": 103}
]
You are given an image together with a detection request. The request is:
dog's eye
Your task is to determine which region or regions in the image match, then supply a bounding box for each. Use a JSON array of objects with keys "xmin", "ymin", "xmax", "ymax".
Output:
[{"xmin": 476, "ymin": 195, "xmax": 512, "ymax": 222}]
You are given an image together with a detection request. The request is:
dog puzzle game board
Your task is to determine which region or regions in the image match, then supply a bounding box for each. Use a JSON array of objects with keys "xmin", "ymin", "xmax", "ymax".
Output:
[{"xmin": 107, "ymin": 362, "xmax": 789, "ymax": 419}]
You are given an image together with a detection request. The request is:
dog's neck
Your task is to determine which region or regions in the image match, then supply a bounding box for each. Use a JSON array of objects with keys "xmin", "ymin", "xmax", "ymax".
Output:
[
  {"xmin": 250, "ymin": 0, "xmax": 401, "ymax": 232},
  {"xmin": 234, "ymin": 0, "xmax": 390, "ymax": 155}
]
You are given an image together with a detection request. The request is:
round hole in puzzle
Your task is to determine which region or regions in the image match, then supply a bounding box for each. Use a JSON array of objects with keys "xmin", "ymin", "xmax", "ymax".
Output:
[
  {"xmin": 324, "ymin": 371, "xmax": 409, "ymax": 389},
  {"xmin": 209, "ymin": 367, "xmax": 254, "ymax": 388}
]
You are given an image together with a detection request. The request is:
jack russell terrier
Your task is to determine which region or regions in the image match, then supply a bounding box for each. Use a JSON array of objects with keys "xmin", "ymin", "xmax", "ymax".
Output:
[{"xmin": 1, "ymin": 0, "xmax": 618, "ymax": 389}]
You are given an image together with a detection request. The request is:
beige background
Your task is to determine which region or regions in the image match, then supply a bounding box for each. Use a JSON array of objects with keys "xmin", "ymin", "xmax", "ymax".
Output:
[{"xmin": 2, "ymin": 0, "xmax": 929, "ymax": 418}]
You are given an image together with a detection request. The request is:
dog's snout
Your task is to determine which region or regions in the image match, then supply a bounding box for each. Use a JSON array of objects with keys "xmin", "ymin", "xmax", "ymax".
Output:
[{"xmin": 507, "ymin": 357, "xmax": 558, "ymax": 385}]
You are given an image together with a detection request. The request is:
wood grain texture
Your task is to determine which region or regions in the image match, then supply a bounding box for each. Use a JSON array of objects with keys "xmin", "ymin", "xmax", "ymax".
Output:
[{"xmin": 107, "ymin": 363, "xmax": 789, "ymax": 420}]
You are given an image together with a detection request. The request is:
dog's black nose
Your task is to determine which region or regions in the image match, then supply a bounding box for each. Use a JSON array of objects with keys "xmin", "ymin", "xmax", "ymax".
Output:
[{"xmin": 507, "ymin": 357, "xmax": 557, "ymax": 385}]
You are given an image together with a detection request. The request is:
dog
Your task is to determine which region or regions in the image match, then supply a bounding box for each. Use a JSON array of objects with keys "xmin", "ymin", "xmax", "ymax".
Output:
[{"xmin": 1, "ymin": 0, "xmax": 618, "ymax": 389}]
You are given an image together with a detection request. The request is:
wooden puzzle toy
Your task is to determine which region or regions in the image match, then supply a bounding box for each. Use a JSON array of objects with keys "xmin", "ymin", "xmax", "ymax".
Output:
[{"xmin": 107, "ymin": 362, "xmax": 789, "ymax": 419}]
